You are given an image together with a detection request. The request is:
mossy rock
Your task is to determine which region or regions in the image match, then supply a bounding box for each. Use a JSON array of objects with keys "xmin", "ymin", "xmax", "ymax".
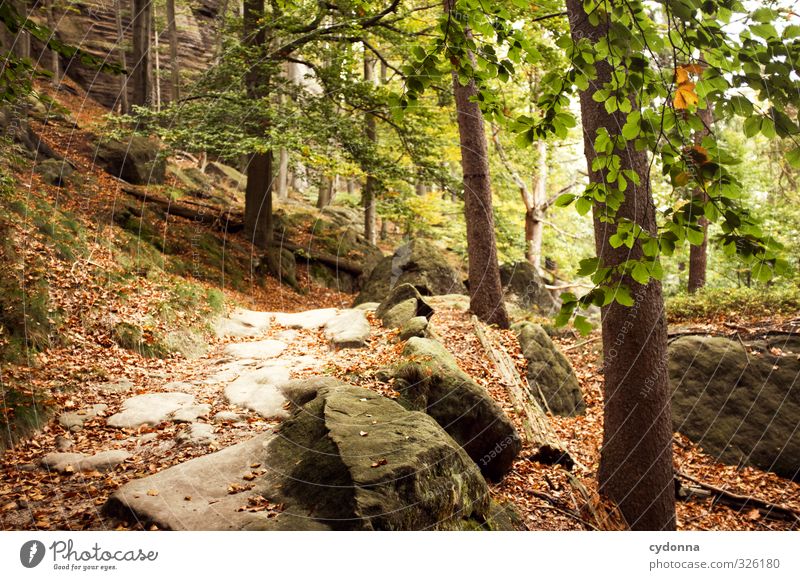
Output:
[
  {"xmin": 670, "ymin": 335, "xmax": 800, "ymax": 480},
  {"xmin": 35, "ymin": 158, "xmax": 74, "ymax": 187},
  {"xmin": 393, "ymin": 338, "xmax": 522, "ymax": 481},
  {"xmin": 95, "ymin": 135, "xmax": 166, "ymax": 185},
  {"xmin": 499, "ymin": 262, "xmax": 560, "ymax": 315},
  {"xmin": 513, "ymin": 322, "xmax": 585, "ymax": 416}
]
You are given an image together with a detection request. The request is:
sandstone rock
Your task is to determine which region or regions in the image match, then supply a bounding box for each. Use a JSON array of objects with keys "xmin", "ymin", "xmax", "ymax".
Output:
[
  {"xmin": 58, "ymin": 404, "xmax": 108, "ymax": 432},
  {"xmin": 224, "ymin": 364, "xmax": 293, "ymax": 418},
  {"xmin": 355, "ymin": 239, "xmax": 466, "ymax": 304},
  {"xmin": 324, "ymin": 309, "xmax": 370, "ymax": 349},
  {"xmin": 105, "ymin": 381, "xmax": 512, "ymax": 530},
  {"xmin": 272, "ymin": 308, "xmax": 338, "ymax": 329},
  {"xmin": 398, "ymin": 316, "xmax": 429, "ymax": 341},
  {"xmin": 513, "ymin": 322, "xmax": 585, "ymax": 416},
  {"xmin": 375, "ymin": 284, "xmax": 434, "ymax": 330},
  {"xmin": 94, "ymin": 135, "xmax": 166, "ymax": 184},
  {"xmin": 670, "ymin": 335, "xmax": 800, "ymax": 480},
  {"xmin": 223, "ymin": 339, "xmax": 287, "ymax": 360},
  {"xmin": 393, "ymin": 338, "xmax": 521, "ymax": 480},
  {"xmin": 107, "ymin": 392, "xmax": 197, "ymax": 428},
  {"xmin": 176, "ymin": 423, "xmax": 217, "ymax": 446},
  {"xmin": 41, "ymin": 449, "xmax": 130, "ymax": 473},
  {"xmin": 214, "ymin": 309, "xmax": 271, "ymax": 338},
  {"xmin": 35, "ymin": 158, "xmax": 74, "ymax": 186},
  {"xmin": 499, "ymin": 262, "xmax": 560, "ymax": 315}
]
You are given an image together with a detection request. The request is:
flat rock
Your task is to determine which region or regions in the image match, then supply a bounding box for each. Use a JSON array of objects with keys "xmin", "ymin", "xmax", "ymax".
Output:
[
  {"xmin": 42, "ymin": 450, "xmax": 131, "ymax": 473},
  {"xmin": 398, "ymin": 316, "xmax": 429, "ymax": 341},
  {"xmin": 214, "ymin": 309, "xmax": 271, "ymax": 338},
  {"xmin": 58, "ymin": 404, "xmax": 108, "ymax": 431},
  {"xmin": 271, "ymin": 308, "xmax": 339, "ymax": 329},
  {"xmin": 107, "ymin": 392, "xmax": 197, "ymax": 428},
  {"xmin": 213, "ymin": 411, "xmax": 241, "ymax": 422},
  {"xmin": 223, "ymin": 340, "xmax": 287, "ymax": 360},
  {"xmin": 171, "ymin": 404, "xmax": 211, "ymax": 423},
  {"xmin": 324, "ymin": 309, "xmax": 370, "ymax": 349},
  {"xmin": 97, "ymin": 379, "xmax": 134, "ymax": 393},
  {"xmin": 224, "ymin": 364, "xmax": 293, "ymax": 418},
  {"xmin": 177, "ymin": 423, "xmax": 217, "ymax": 445}
]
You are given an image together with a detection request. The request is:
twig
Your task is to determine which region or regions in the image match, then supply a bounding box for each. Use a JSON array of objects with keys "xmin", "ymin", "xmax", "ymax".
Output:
[{"xmin": 562, "ymin": 336, "xmax": 601, "ymax": 351}]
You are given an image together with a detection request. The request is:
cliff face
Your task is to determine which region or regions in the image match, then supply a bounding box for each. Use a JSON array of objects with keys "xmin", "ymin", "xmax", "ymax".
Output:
[{"xmin": 48, "ymin": 0, "xmax": 222, "ymax": 109}]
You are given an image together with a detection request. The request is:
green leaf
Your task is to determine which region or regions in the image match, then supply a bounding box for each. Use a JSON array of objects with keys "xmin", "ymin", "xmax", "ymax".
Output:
[
  {"xmin": 573, "ymin": 315, "xmax": 593, "ymax": 336},
  {"xmin": 787, "ymin": 148, "xmax": 800, "ymax": 169},
  {"xmin": 554, "ymin": 193, "xmax": 576, "ymax": 207},
  {"xmin": 577, "ymin": 257, "xmax": 599, "ymax": 277},
  {"xmin": 631, "ymin": 262, "xmax": 650, "ymax": 285},
  {"xmin": 575, "ymin": 196, "xmax": 592, "ymax": 216},
  {"xmin": 743, "ymin": 115, "xmax": 761, "ymax": 138},
  {"xmin": 614, "ymin": 286, "xmax": 635, "ymax": 307}
]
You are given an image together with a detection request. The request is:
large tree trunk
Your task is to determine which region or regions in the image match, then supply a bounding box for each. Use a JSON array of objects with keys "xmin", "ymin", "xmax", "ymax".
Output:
[
  {"xmin": 131, "ymin": 0, "xmax": 152, "ymax": 107},
  {"xmin": 363, "ymin": 51, "xmax": 378, "ymax": 245},
  {"xmin": 242, "ymin": 0, "xmax": 272, "ymax": 252},
  {"xmin": 688, "ymin": 103, "xmax": 713, "ymax": 293},
  {"xmin": 114, "ymin": 0, "xmax": 130, "ymax": 114},
  {"xmin": 446, "ymin": 1, "xmax": 509, "ymax": 329},
  {"xmin": 166, "ymin": 0, "xmax": 180, "ymax": 101},
  {"xmin": 567, "ymin": 0, "xmax": 676, "ymax": 530}
]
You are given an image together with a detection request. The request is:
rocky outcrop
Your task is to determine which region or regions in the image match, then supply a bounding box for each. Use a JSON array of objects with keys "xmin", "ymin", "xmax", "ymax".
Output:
[
  {"xmin": 669, "ymin": 334, "xmax": 800, "ymax": 480},
  {"xmin": 500, "ymin": 262, "xmax": 560, "ymax": 315},
  {"xmin": 393, "ymin": 338, "xmax": 521, "ymax": 480},
  {"xmin": 513, "ymin": 322, "xmax": 585, "ymax": 416},
  {"xmin": 105, "ymin": 380, "xmax": 516, "ymax": 530},
  {"xmin": 375, "ymin": 283, "xmax": 434, "ymax": 330},
  {"xmin": 94, "ymin": 135, "xmax": 166, "ymax": 184},
  {"xmin": 355, "ymin": 239, "xmax": 466, "ymax": 305}
]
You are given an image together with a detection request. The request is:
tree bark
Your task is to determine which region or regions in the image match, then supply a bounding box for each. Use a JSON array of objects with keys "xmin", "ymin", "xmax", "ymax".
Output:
[
  {"xmin": 131, "ymin": 0, "xmax": 152, "ymax": 107},
  {"xmin": 114, "ymin": 0, "xmax": 130, "ymax": 114},
  {"xmin": 166, "ymin": 0, "xmax": 180, "ymax": 101},
  {"xmin": 45, "ymin": 0, "xmax": 60, "ymax": 85},
  {"xmin": 317, "ymin": 175, "xmax": 333, "ymax": 208},
  {"xmin": 445, "ymin": 0, "xmax": 509, "ymax": 329},
  {"xmin": 566, "ymin": 0, "xmax": 676, "ymax": 530},
  {"xmin": 528, "ymin": 139, "xmax": 547, "ymax": 267},
  {"xmin": 242, "ymin": 0, "xmax": 273, "ymax": 251},
  {"xmin": 277, "ymin": 147, "xmax": 289, "ymax": 198},
  {"xmin": 363, "ymin": 51, "xmax": 378, "ymax": 245},
  {"xmin": 688, "ymin": 103, "xmax": 713, "ymax": 293}
]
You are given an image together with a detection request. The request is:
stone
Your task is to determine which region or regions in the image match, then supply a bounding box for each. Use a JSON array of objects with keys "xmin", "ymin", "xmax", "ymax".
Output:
[
  {"xmin": 398, "ymin": 316, "xmax": 429, "ymax": 341},
  {"xmin": 97, "ymin": 379, "xmax": 134, "ymax": 394},
  {"xmin": 499, "ymin": 262, "xmax": 560, "ymax": 315},
  {"xmin": 355, "ymin": 302, "xmax": 380, "ymax": 311},
  {"xmin": 669, "ymin": 335, "xmax": 800, "ymax": 480},
  {"xmin": 213, "ymin": 411, "xmax": 241, "ymax": 422},
  {"xmin": 105, "ymin": 381, "xmax": 509, "ymax": 530},
  {"xmin": 375, "ymin": 284, "xmax": 434, "ymax": 330},
  {"xmin": 177, "ymin": 423, "xmax": 217, "ymax": 446},
  {"xmin": 513, "ymin": 322, "xmax": 585, "ymax": 416},
  {"xmin": 324, "ymin": 309, "xmax": 370, "ymax": 349},
  {"xmin": 272, "ymin": 308, "xmax": 339, "ymax": 329},
  {"xmin": 223, "ymin": 339, "xmax": 287, "ymax": 360},
  {"xmin": 214, "ymin": 309, "xmax": 272, "ymax": 338},
  {"xmin": 166, "ymin": 164, "xmax": 211, "ymax": 195},
  {"xmin": 58, "ymin": 404, "xmax": 108, "ymax": 432},
  {"xmin": 426, "ymin": 294, "xmax": 471, "ymax": 311},
  {"xmin": 94, "ymin": 135, "xmax": 166, "ymax": 184},
  {"xmin": 354, "ymin": 239, "xmax": 466, "ymax": 305},
  {"xmin": 107, "ymin": 392, "xmax": 197, "ymax": 428},
  {"xmin": 41, "ymin": 450, "xmax": 130, "ymax": 473},
  {"xmin": 171, "ymin": 404, "xmax": 211, "ymax": 423},
  {"xmin": 206, "ymin": 161, "xmax": 247, "ymax": 192},
  {"xmin": 224, "ymin": 364, "xmax": 293, "ymax": 418},
  {"xmin": 393, "ymin": 338, "xmax": 522, "ymax": 481},
  {"xmin": 35, "ymin": 158, "xmax": 74, "ymax": 186}
]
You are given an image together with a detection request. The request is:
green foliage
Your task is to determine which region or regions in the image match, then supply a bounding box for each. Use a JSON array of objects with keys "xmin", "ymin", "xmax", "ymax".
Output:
[{"xmin": 667, "ymin": 286, "xmax": 800, "ymax": 322}]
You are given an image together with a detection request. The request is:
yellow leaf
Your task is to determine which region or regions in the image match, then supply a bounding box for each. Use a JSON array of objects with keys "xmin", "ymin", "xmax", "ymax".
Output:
[
  {"xmin": 673, "ymin": 82, "xmax": 698, "ymax": 110},
  {"xmin": 675, "ymin": 67, "xmax": 690, "ymax": 84},
  {"xmin": 674, "ymin": 172, "xmax": 690, "ymax": 187}
]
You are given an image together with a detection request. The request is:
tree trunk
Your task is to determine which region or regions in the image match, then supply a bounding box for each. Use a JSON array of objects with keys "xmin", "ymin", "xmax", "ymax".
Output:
[
  {"xmin": 527, "ymin": 139, "xmax": 547, "ymax": 267},
  {"xmin": 131, "ymin": 0, "xmax": 152, "ymax": 107},
  {"xmin": 277, "ymin": 147, "xmax": 289, "ymax": 198},
  {"xmin": 363, "ymin": 51, "xmax": 378, "ymax": 245},
  {"xmin": 10, "ymin": 1, "xmax": 30, "ymax": 59},
  {"xmin": 566, "ymin": 0, "xmax": 676, "ymax": 531},
  {"xmin": 114, "ymin": 0, "xmax": 130, "ymax": 114},
  {"xmin": 688, "ymin": 103, "xmax": 713, "ymax": 293},
  {"xmin": 152, "ymin": 19, "xmax": 161, "ymax": 110},
  {"xmin": 317, "ymin": 175, "xmax": 333, "ymax": 209},
  {"xmin": 445, "ymin": 0, "xmax": 509, "ymax": 329},
  {"xmin": 242, "ymin": 0, "xmax": 272, "ymax": 252},
  {"xmin": 45, "ymin": 0, "xmax": 60, "ymax": 85},
  {"xmin": 166, "ymin": 0, "xmax": 180, "ymax": 101}
]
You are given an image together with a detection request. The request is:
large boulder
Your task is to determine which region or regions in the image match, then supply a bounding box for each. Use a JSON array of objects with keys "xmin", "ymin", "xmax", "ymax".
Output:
[
  {"xmin": 354, "ymin": 239, "xmax": 466, "ymax": 305},
  {"xmin": 94, "ymin": 135, "xmax": 166, "ymax": 184},
  {"xmin": 513, "ymin": 322, "xmax": 585, "ymax": 416},
  {"xmin": 105, "ymin": 381, "xmax": 515, "ymax": 530},
  {"xmin": 500, "ymin": 262, "xmax": 560, "ymax": 315},
  {"xmin": 669, "ymin": 335, "xmax": 800, "ymax": 480},
  {"xmin": 375, "ymin": 283, "xmax": 434, "ymax": 330},
  {"xmin": 393, "ymin": 338, "xmax": 521, "ymax": 481}
]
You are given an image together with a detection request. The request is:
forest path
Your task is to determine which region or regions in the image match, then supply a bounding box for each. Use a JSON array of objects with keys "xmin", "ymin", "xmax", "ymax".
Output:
[{"xmin": 1, "ymin": 305, "xmax": 378, "ymax": 530}]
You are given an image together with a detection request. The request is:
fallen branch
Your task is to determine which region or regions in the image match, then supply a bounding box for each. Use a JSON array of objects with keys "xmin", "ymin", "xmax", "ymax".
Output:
[
  {"xmin": 675, "ymin": 471, "xmax": 800, "ymax": 525},
  {"xmin": 471, "ymin": 316, "xmax": 576, "ymax": 470}
]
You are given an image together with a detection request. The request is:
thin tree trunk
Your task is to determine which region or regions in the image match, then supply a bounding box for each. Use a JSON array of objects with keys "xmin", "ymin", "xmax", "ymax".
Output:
[
  {"xmin": 688, "ymin": 102, "xmax": 713, "ymax": 293},
  {"xmin": 363, "ymin": 51, "xmax": 377, "ymax": 245},
  {"xmin": 445, "ymin": 0, "xmax": 509, "ymax": 329},
  {"xmin": 567, "ymin": 0, "xmax": 675, "ymax": 531},
  {"xmin": 131, "ymin": 0, "xmax": 152, "ymax": 107},
  {"xmin": 45, "ymin": 0, "xmax": 60, "ymax": 85},
  {"xmin": 528, "ymin": 139, "xmax": 547, "ymax": 267},
  {"xmin": 115, "ymin": 0, "xmax": 130, "ymax": 113},
  {"xmin": 153, "ymin": 21, "xmax": 161, "ymax": 110},
  {"xmin": 317, "ymin": 175, "xmax": 333, "ymax": 209},
  {"xmin": 277, "ymin": 148, "xmax": 289, "ymax": 198},
  {"xmin": 242, "ymin": 0, "xmax": 272, "ymax": 252},
  {"xmin": 166, "ymin": 0, "xmax": 180, "ymax": 101}
]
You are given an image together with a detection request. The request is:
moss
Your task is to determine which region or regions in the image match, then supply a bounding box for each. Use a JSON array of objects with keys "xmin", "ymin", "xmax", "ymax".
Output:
[
  {"xmin": 0, "ymin": 385, "xmax": 54, "ymax": 452},
  {"xmin": 667, "ymin": 286, "xmax": 800, "ymax": 322},
  {"xmin": 112, "ymin": 321, "xmax": 170, "ymax": 358}
]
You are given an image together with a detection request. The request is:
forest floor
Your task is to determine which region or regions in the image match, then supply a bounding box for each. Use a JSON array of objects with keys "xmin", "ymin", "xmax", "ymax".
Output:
[{"xmin": 1, "ymin": 80, "xmax": 799, "ymax": 531}]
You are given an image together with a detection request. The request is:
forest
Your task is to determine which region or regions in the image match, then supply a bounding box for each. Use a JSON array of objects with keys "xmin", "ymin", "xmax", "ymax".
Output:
[{"xmin": 0, "ymin": 0, "xmax": 799, "ymax": 536}]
